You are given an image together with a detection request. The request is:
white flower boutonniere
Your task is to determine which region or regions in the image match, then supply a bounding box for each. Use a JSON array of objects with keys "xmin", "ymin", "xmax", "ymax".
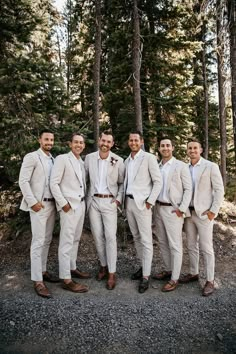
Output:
[{"xmin": 110, "ymin": 157, "xmax": 118, "ymax": 166}]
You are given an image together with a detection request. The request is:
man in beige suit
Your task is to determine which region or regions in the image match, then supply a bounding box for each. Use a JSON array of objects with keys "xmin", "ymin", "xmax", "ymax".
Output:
[
  {"xmin": 124, "ymin": 131, "xmax": 162, "ymax": 293},
  {"xmin": 152, "ymin": 138, "xmax": 192, "ymax": 292},
  {"xmin": 19, "ymin": 129, "xmax": 59, "ymax": 299},
  {"xmin": 84, "ymin": 130, "xmax": 125, "ymax": 290},
  {"xmin": 180, "ymin": 139, "xmax": 224, "ymax": 296},
  {"xmin": 50, "ymin": 133, "xmax": 90, "ymax": 293}
]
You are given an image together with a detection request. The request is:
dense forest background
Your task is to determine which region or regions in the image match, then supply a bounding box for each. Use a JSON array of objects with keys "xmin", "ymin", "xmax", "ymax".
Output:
[{"xmin": 0, "ymin": 0, "xmax": 235, "ymax": 205}]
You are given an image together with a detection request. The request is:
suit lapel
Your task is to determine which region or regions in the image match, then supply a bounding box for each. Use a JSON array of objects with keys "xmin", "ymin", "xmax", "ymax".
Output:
[
  {"xmin": 107, "ymin": 153, "xmax": 113, "ymax": 179},
  {"xmin": 37, "ymin": 149, "xmax": 48, "ymax": 180},
  {"xmin": 68, "ymin": 152, "xmax": 83, "ymax": 183},
  {"xmin": 194, "ymin": 158, "xmax": 207, "ymax": 190},
  {"xmin": 132, "ymin": 150, "xmax": 145, "ymax": 180},
  {"xmin": 166, "ymin": 157, "xmax": 176, "ymax": 192},
  {"xmin": 92, "ymin": 152, "xmax": 99, "ymax": 181}
]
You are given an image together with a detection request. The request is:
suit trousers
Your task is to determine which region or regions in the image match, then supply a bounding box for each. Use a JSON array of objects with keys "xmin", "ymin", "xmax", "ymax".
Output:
[
  {"xmin": 184, "ymin": 211, "xmax": 214, "ymax": 281},
  {"xmin": 58, "ymin": 201, "xmax": 85, "ymax": 279},
  {"xmin": 154, "ymin": 204, "xmax": 184, "ymax": 280},
  {"xmin": 30, "ymin": 202, "xmax": 56, "ymax": 281},
  {"xmin": 126, "ymin": 198, "xmax": 153, "ymax": 277},
  {"xmin": 89, "ymin": 197, "xmax": 117, "ymax": 273}
]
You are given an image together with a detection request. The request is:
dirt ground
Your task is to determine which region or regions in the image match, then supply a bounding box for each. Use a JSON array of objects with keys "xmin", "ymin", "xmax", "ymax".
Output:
[
  {"xmin": 0, "ymin": 201, "xmax": 236, "ymax": 354},
  {"xmin": 0, "ymin": 200, "xmax": 236, "ymax": 295}
]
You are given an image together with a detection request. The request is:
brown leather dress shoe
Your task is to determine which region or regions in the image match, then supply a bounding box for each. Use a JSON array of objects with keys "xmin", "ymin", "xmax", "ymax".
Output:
[
  {"xmin": 179, "ymin": 273, "xmax": 199, "ymax": 284},
  {"xmin": 43, "ymin": 272, "xmax": 60, "ymax": 283},
  {"xmin": 62, "ymin": 280, "xmax": 89, "ymax": 293},
  {"xmin": 106, "ymin": 273, "xmax": 116, "ymax": 290},
  {"xmin": 152, "ymin": 271, "xmax": 172, "ymax": 281},
  {"xmin": 71, "ymin": 269, "xmax": 91, "ymax": 279},
  {"xmin": 162, "ymin": 280, "xmax": 178, "ymax": 292},
  {"xmin": 202, "ymin": 281, "xmax": 214, "ymax": 297},
  {"xmin": 97, "ymin": 266, "xmax": 108, "ymax": 281},
  {"xmin": 34, "ymin": 282, "xmax": 52, "ymax": 298}
]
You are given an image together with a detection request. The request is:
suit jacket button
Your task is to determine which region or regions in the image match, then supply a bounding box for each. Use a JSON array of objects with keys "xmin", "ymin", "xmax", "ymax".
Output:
[{"xmin": 79, "ymin": 195, "xmax": 81, "ymax": 197}]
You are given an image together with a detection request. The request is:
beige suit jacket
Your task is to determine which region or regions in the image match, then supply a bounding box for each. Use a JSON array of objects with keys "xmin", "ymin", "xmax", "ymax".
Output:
[
  {"xmin": 159, "ymin": 158, "xmax": 192, "ymax": 216},
  {"xmin": 84, "ymin": 151, "xmax": 125, "ymax": 210},
  {"xmin": 124, "ymin": 150, "xmax": 162, "ymax": 210},
  {"xmin": 19, "ymin": 149, "xmax": 53, "ymax": 211},
  {"xmin": 50, "ymin": 151, "xmax": 86, "ymax": 211},
  {"xmin": 191, "ymin": 158, "xmax": 224, "ymax": 219}
]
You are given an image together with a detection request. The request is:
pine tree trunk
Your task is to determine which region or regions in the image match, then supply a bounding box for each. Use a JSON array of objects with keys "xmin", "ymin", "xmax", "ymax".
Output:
[
  {"xmin": 228, "ymin": 0, "xmax": 236, "ymax": 165},
  {"xmin": 93, "ymin": 0, "xmax": 101, "ymax": 149},
  {"xmin": 132, "ymin": 0, "xmax": 143, "ymax": 133},
  {"xmin": 202, "ymin": 22, "xmax": 209, "ymax": 159},
  {"xmin": 66, "ymin": 0, "xmax": 72, "ymax": 97},
  {"xmin": 217, "ymin": 0, "xmax": 227, "ymax": 187}
]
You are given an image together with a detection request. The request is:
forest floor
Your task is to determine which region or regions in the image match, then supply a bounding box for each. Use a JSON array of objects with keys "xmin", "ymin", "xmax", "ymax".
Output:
[{"xmin": 0, "ymin": 201, "xmax": 236, "ymax": 353}]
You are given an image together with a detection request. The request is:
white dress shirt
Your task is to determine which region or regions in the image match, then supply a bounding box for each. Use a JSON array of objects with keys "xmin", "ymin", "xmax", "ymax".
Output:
[
  {"xmin": 95, "ymin": 152, "xmax": 110, "ymax": 194},
  {"xmin": 126, "ymin": 149, "xmax": 142, "ymax": 195},
  {"xmin": 189, "ymin": 157, "xmax": 202, "ymax": 206},
  {"xmin": 157, "ymin": 157, "xmax": 174, "ymax": 203}
]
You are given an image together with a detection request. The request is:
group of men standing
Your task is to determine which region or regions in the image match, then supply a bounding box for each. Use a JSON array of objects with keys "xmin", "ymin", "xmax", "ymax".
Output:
[{"xmin": 19, "ymin": 129, "xmax": 224, "ymax": 299}]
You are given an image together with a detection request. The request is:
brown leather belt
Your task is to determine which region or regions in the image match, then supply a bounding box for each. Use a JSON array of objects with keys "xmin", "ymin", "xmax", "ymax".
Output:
[
  {"xmin": 43, "ymin": 198, "xmax": 55, "ymax": 202},
  {"xmin": 156, "ymin": 201, "xmax": 172, "ymax": 206},
  {"xmin": 126, "ymin": 195, "xmax": 134, "ymax": 199},
  {"xmin": 94, "ymin": 194, "xmax": 113, "ymax": 198}
]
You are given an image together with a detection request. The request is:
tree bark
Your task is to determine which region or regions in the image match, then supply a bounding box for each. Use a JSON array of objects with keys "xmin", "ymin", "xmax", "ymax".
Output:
[
  {"xmin": 217, "ymin": 0, "xmax": 227, "ymax": 187},
  {"xmin": 93, "ymin": 0, "xmax": 102, "ymax": 149},
  {"xmin": 66, "ymin": 0, "xmax": 72, "ymax": 97},
  {"xmin": 228, "ymin": 0, "xmax": 236, "ymax": 165},
  {"xmin": 132, "ymin": 0, "xmax": 143, "ymax": 133},
  {"xmin": 202, "ymin": 22, "xmax": 209, "ymax": 159}
]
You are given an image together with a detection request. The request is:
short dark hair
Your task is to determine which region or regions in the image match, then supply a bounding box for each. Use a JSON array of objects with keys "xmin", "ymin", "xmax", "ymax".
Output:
[
  {"xmin": 39, "ymin": 129, "xmax": 54, "ymax": 137},
  {"xmin": 159, "ymin": 136, "xmax": 174, "ymax": 147},
  {"xmin": 69, "ymin": 132, "xmax": 85, "ymax": 142},
  {"xmin": 187, "ymin": 137, "xmax": 202, "ymax": 147},
  {"xmin": 128, "ymin": 130, "xmax": 143, "ymax": 139},
  {"xmin": 99, "ymin": 130, "xmax": 114, "ymax": 139}
]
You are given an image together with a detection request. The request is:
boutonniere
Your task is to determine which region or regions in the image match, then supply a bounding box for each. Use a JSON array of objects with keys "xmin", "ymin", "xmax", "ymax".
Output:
[{"xmin": 110, "ymin": 157, "xmax": 118, "ymax": 166}]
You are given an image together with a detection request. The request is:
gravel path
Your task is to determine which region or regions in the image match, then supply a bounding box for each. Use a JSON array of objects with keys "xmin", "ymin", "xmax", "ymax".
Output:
[{"xmin": 0, "ymin": 225, "xmax": 236, "ymax": 353}]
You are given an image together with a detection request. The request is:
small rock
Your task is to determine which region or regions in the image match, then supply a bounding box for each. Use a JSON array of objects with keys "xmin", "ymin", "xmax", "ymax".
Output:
[{"xmin": 216, "ymin": 333, "xmax": 223, "ymax": 341}]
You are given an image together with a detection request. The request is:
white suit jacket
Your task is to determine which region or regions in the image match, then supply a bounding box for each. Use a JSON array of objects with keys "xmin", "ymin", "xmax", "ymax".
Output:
[
  {"xmin": 50, "ymin": 151, "xmax": 86, "ymax": 211},
  {"xmin": 158, "ymin": 158, "xmax": 192, "ymax": 216},
  {"xmin": 191, "ymin": 158, "xmax": 224, "ymax": 219},
  {"xmin": 124, "ymin": 150, "xmax": 162, "ymax": 210},
  {"xmin": 19, "ymin": 149, "xmax": 53, "ymax": 211},
  {"xmin": 84, "ymin": 151, "xmax": 125, "ymax": 211}
]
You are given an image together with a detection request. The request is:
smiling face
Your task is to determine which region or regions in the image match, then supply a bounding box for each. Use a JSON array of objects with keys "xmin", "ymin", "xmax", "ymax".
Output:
[
  {"xmin": 187, "ymin": 141, "xmax": 203, "ymax": 163},
  {"xmin": 98, "ymin": 133, "xmax": 114, "ymax": 153},
  {"xmin": 128, "ymin": 133, "xmax": 143, "ymax": 154},
  {"xmin": 69, "ymin": 135, "xmax": 85, "ymax": 158},
  {"xmin": 39, "ymin": 133, "xmax": 54, "ymax": 155},
  {"xmin": 158, "ymin": 139, "xmax": 174, "ymax": 160}
]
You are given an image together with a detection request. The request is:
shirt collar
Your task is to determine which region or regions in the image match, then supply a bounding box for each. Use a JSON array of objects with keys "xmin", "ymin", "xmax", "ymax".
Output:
[
  {"xmin": 97, "ymin": 151, "xmax": 110, "ymax": 161},
  {"xmin": 189, "ymin": 157, "xmax": 202, "ymax": 167},
  {"xmin": 160, "ymin": 156, "xmax": 174, "ymax": 167},
  {"xmin": 128, "ymin": 149, "xmax": 142, "ymax": 161},
  {"xmin": 70, "ymin": 151, "xmax": 81, "ymax": 160},
  {"xmin": 40, "ymin": 148, "xmax": 52, "ymax": 159}
]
